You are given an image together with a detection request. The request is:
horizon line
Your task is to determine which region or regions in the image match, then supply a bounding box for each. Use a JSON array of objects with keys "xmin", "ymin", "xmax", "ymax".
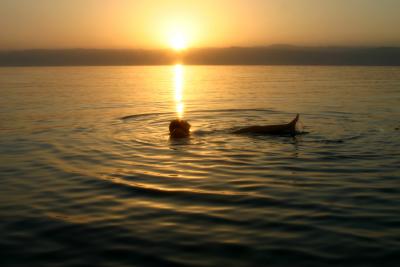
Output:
[
  {"xmin": 1, "ymin": 45, "xmax": 399, "ymax": 67},
  {"xmin": 2, "ymin": 44, "xmax": 400, "ymax": 52}
]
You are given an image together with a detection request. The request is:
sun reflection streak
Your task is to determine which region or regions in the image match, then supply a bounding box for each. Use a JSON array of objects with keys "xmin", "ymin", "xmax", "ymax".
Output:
[{"xmin": 174, "ymin": 64, "xmax": 184, "ymax": 118}]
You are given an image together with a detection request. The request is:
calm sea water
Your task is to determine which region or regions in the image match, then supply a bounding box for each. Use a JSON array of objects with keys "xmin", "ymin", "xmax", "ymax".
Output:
[{"xmin": 1, "ymin": 66, "xmax": 400, "ymax": 267}]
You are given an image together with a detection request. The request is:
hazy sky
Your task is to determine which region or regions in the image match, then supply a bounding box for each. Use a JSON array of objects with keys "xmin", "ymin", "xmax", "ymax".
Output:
[{"xmin": 1, "ymin": 0, "xmax": 400, "ymax": 50}]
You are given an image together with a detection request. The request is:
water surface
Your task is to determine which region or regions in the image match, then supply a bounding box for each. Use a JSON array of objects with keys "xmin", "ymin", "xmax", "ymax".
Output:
[{"xmin": 1, "ymin": 66, "xmax": 400, "ymax": 267}]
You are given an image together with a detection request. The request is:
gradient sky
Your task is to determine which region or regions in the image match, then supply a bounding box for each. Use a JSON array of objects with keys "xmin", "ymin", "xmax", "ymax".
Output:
[{"xmin": 1, "ymin": 0, "xmax": 400, "ymax": 50}]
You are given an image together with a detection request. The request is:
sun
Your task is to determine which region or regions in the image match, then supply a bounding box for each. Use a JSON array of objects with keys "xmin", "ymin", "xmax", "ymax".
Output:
[{"xmin": 169, "ymin": 33, "xmax": 188, "ymax": 51}]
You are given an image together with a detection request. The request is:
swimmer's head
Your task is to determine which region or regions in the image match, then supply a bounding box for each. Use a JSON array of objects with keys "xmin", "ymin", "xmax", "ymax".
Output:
[{"xmin": 169, "ymin": 119, "xmax": 191, "ymax": 138}]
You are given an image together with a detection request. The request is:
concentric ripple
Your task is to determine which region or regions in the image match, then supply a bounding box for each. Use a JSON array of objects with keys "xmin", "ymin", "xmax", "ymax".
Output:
[{"xmin": 1, "ymin": 66, "xmax": 400, "ymax": 267}]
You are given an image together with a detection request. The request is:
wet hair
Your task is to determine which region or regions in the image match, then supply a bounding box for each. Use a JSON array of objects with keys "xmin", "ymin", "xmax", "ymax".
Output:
[{"xmin": 169, "ymin": 119, "xmax": 191, "ymax": 136}]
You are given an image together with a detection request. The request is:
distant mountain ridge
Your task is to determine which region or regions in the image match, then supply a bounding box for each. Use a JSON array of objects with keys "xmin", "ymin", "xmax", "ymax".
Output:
[{"xmin": 1, "ymin": 46, "xmax": 399, "ymax": 66}]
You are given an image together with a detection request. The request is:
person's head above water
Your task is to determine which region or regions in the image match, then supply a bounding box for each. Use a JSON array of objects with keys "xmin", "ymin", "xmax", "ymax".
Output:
[{"xmin": 169, "ymin": 119, "xmax": 191, "ymax": 138}]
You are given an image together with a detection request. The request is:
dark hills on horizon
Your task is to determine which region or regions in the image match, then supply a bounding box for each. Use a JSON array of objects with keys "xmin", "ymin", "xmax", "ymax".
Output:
[{"xmin": 1, "ymin": 46, "xmax": 400, "ymax": 66}]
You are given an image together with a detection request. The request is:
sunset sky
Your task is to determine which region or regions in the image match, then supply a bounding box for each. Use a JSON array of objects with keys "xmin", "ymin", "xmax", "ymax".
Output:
[{"xmin": 1, "ymin": 0, "xmax": 400, "ymax": 50}]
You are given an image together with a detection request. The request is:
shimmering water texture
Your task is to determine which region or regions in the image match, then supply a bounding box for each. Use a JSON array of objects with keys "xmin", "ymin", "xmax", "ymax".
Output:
[{"xmin": 1, "ymin": 66, "xmax": 400, "ymax": 267}]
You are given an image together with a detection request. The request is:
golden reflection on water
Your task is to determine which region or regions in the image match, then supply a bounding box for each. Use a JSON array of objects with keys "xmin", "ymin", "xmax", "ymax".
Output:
[{"xmin": 173, "ymin": 64, "xmax": 184, "ymax": 118}]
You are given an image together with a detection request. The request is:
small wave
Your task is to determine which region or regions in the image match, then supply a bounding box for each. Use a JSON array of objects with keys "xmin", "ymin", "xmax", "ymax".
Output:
[
  {"xmin": 314, "ymin": 134, "xmax": 364, "ymax": 144},
  {"xmin": 119, "ymin": 108, "xmax": 277, "ymax": 121},
  {"xmin": 320, "ymin": 139, "xmax": 345, "ymax": 144},
  {"xmin": 120, "ymin": 112, "xmax": 171, "ymax": 120}
]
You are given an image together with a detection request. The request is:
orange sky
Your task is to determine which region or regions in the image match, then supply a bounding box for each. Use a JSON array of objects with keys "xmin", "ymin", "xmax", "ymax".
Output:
[{"xmin": 1, "ymin": 0, "xmax": 400, "ymax": 50}]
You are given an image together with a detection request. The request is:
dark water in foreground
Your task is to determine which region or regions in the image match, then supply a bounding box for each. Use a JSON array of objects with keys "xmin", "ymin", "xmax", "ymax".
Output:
[{"xmin": 1, "ymin": 66, "xmax": 400, "ymax": 267}]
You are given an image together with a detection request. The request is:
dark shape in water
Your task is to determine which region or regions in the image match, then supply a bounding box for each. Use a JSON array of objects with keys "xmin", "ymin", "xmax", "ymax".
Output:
[
  {"xmin": 169, "ymin": 119, "xmax": 191, "ymax": 138},
  {"xmin": 169, "ymin": 114, "xmax": 300, "ymax": 138},
  {"xmin": 233, "ymin": 114, "xmax": 300, "ymax": 136}
]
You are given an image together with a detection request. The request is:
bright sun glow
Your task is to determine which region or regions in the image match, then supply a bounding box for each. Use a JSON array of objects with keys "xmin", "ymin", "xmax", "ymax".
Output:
[{"xmin": 169, "ymin": 33, "xmax": 188, "ymax": 51}]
